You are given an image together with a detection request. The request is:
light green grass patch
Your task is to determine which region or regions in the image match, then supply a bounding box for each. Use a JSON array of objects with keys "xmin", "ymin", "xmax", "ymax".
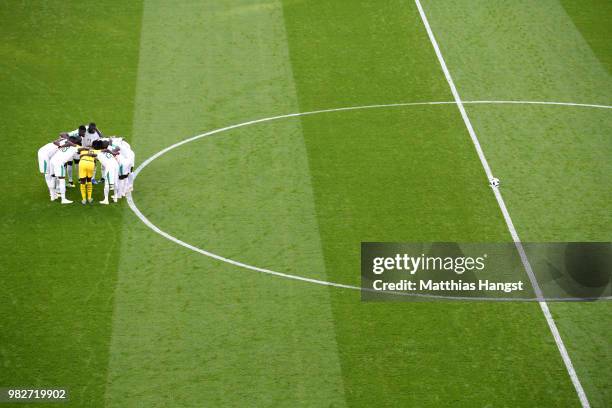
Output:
[{"xmin": 105, "ymin": 1, "xmax": 346, "ymax": 406}]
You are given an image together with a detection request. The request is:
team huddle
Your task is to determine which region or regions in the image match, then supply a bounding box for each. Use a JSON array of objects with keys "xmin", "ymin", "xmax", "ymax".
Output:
[{"xmin": 37, "ymin": 123, "xmax": 135, "ymax": 205}]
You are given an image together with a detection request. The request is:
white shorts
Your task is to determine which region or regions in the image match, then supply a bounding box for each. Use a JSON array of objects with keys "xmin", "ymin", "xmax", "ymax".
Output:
[
  {"xmin": 37, "ymin": 146, "xmax": 56, "ymax": 174},
  {"xmin": 117, "ymin": 155, "xmax": 131, "ymax": 176},
  {"xmin": 102, "ymin": 164, "xmax": 119, "ymax": 185},
  {"xmin": 122, "ymin": 147, "xmax": 135, "ymax": 171},
  {"xmin": 50, "ymin": 159, "xmax": 67, "ymax": 178}
]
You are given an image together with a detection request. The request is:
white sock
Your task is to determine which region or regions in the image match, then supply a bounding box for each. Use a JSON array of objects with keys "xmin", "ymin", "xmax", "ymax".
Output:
[
  {"xmin": 45, "ymin": 174, "xmax": 55, "ymax": 195},
  {"xmin": 104, "ymin": 182, "xmax": 110, "ymax": 201},
  {"xmin": 67, "ymin": 164, "xmax": 73, "ymax": 182},
  {"xmin": 58, "ymin": 178, "xmax": 66, "ymax": 199},
  {"xmin": 128, "ymin": 172, "xmax": 134, "ymax": 188}
]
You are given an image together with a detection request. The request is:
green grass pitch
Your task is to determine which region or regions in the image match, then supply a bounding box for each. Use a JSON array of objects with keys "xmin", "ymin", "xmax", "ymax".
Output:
[{"xmin": 1, "ymin": 0, "xmax": 610, "ymax": 406}]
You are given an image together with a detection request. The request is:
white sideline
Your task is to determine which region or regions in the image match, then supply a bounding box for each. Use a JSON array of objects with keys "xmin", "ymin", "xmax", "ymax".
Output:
[{"xmin": 414, "ymin": 1, "xmax": 590, "ymax": 406}]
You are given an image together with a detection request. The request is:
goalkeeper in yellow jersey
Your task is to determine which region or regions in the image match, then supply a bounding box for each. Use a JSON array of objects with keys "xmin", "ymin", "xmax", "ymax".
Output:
[{"xmin": 77, "ymin": 147, "xmax": 97, "ymax": 204}]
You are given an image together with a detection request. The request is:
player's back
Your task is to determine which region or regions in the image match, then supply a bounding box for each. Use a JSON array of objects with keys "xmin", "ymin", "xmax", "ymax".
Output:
[
  {"xmin": 104, "ymin": 137, "xmax": 131, "ymax": 151},
  {"xmin": 38, "ymin": 142, "xmax": 56, "ymax": 156},
  {"xmin": 94, "ymin": 150, "xmax": 118, "ymax": 169},
  {"xmin": 51, "ymin": 145, "xmax": 77, "ymax": 164},
  {"xmin": 39, "ymin": 138, "xmax": 67, "ymax": 155},
  {"xmin": 79, "ymin": 147, "xmax": 97, "ymax": 163}
]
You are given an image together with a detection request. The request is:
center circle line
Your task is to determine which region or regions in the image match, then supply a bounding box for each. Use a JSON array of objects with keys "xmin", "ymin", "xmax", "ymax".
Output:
[{"xmin": 127, "ymin": 100, "xmax": 612, "ymax": 301}]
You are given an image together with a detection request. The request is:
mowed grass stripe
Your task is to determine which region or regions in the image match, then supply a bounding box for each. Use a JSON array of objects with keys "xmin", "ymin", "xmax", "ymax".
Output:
[
  {"xmin": 421, "ymin": 0, "xmax": 611, "ymax": 104},
  {"xmin": 106, "ymin": 1, "xmax": 346, "ymax": 406},
  {"xmin": 560, "ymin": 0, "xmax": 612, "ymax": 74},
  {"xmin": 283, "ymin": 0, "xmax": 584, "ymax": 406},
  {"xmin": 421, "ymin": 1, "xmax": 611, "ymax": 405},
  {"xmin": 0, "ymin": 1, "xmax": 143, "ymax": 407}
]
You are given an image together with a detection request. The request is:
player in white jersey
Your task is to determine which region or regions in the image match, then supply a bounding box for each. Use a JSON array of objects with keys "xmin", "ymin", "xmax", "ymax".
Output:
[
  {"xmin": 37, "ymin": 137, "xmax": 69, "ymax": 200},
  {"xmin": 64, "ymin": 125, "xmax": 86, "ymax": 140},
  {"xmin": 113, "ymin": 147, "xmax": 132, "ymax": 199},
  {"xmin": 84, "ymin": 123, "xmax": 102, "ymax": 146},
  {"xmin": 91, "ymin": 140, "xmax": 119, "ymax": 204},
  {"xmin": 102, "ymin": 136, "xmax": 131, "ymax": 153},
  {"xmin": 101, "ymin": 136, "xmax": 135, "ymax": 196},
  {"xmin": 49, "ymin": 138, "xmax": 79, "ymax": 204},
  {"xmin": 62, "ymin": 125, "xmax": 86, "ymax": 187},
  {"xmin": 66, "ymin": 123, "xmax": 103, "ymax": 146}
]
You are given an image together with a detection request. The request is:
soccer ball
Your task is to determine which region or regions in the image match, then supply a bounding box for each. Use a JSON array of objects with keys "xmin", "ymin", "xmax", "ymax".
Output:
[{"xmin": 490, "ymin": 177, "xmax": 500, "ymax": 188}]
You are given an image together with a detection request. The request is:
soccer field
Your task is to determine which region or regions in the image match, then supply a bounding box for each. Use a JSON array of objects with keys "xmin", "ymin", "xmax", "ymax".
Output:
[{"xmin": 1, "ymin": 0, "xmax": 611, "ymax": 406}]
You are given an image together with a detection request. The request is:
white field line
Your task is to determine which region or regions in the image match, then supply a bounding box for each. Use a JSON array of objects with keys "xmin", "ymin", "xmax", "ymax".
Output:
[
  {"xmin": 463, "ymin": 100, "xmax": 611, "ymax": 109},
  {"xmin": 414, "ymin": 1, "xmax": 591, "ymax": 407}
]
